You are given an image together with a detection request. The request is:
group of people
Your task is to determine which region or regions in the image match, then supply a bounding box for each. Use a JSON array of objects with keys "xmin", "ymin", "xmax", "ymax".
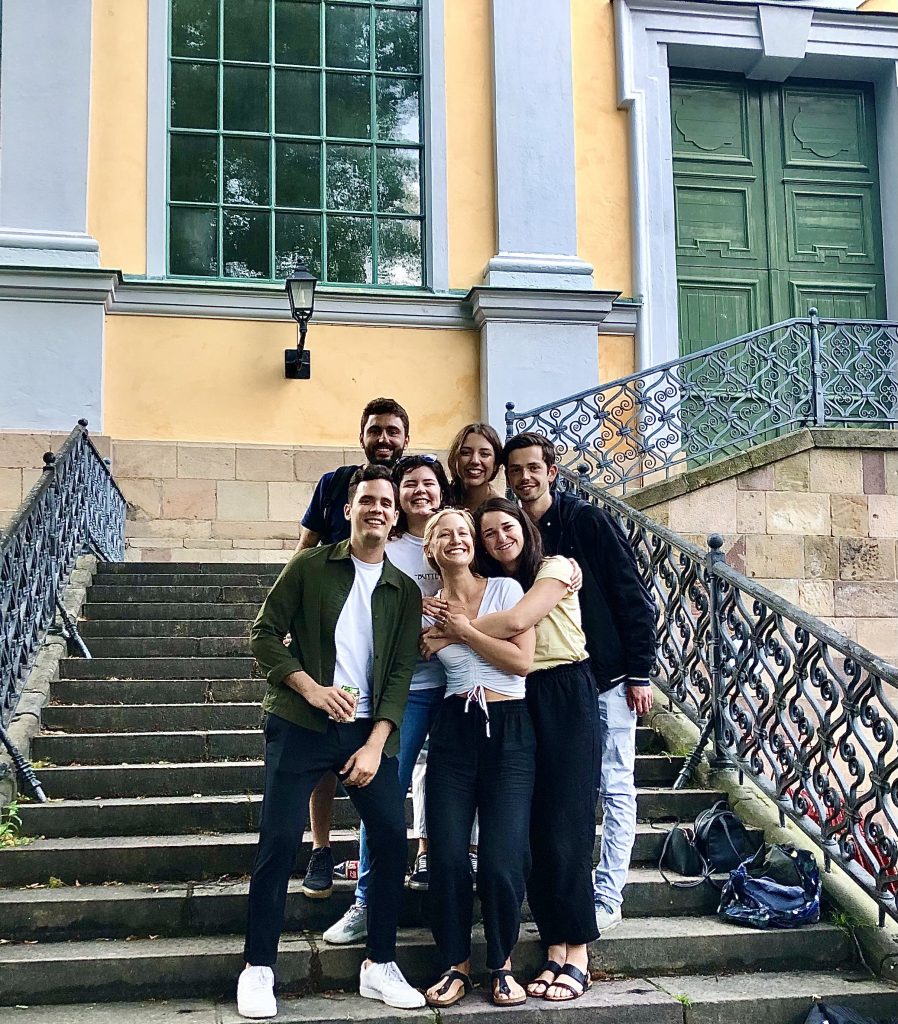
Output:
[{"xmin": 236, "ymin": 398, "xmax": 656, "ymax": 1019}]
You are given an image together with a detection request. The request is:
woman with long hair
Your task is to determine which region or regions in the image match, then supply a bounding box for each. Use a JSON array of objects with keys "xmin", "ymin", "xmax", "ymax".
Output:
[
  {"xmin": 426, "ymin": 496, "xmax": 598, "ymax": 1002},
  {"xmin": 420, "ymin": 507, "xmax": 536, "ymax": 1009},
  {"xmin": 446, "ymin": 422, "xmax": 504, "ymax": 512},
  {"xmin": 323, "ymin": 455, "xmax": 451, "ymax": 947}
]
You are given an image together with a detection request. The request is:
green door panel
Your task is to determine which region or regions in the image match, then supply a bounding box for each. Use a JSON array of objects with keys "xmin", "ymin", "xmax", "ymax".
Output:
[{"xmin": 671, "ymin": 74, "xmax": 886, "ymax": 355}]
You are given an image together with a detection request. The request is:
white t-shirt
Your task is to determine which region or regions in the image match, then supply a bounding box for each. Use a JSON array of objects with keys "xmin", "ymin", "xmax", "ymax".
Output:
[
  {"xmin": 430, "ymin": 577, "xmax": 527, "ymax": 699},
  {"xmin": 332, "ymin": 555, "xmax": 382, "ymax": 718},
  {"xmin": 386, "ymin": 533, "xmax": 446, "ymax": 692}
]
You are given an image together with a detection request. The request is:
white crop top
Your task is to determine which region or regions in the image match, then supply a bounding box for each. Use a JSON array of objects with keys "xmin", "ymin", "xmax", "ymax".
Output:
[{"xmin": 428, "ymin": 577, "xmax": 526, "ymax": 732}]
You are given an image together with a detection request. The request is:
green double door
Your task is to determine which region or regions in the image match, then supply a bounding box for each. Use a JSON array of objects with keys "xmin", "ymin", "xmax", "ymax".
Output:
[{"xmin": 671, "ymin": 74, "xmax": 886, "ymax": 357}]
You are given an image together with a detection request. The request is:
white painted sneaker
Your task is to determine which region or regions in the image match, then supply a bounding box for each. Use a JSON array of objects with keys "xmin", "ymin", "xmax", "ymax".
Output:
[
  {"xmin": 236, "ymin": 965, "xmax": 277, "ymax": 1019},
  {"xmin": 359, "ymin": 960, "xmax": 426, "ymax": 1009},
  {"xmin": 595, "ymin": 901, "xmax": 623, "ymax": 933},
  {"xmin": 323, "ymin": 901, "xmax": 368, "ymax": 944}
]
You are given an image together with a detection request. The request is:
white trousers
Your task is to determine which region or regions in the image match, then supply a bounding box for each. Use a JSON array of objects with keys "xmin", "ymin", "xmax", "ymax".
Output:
[{"xmin": 593, "ymin": 682, "xmax": 638, "ymax": 910}]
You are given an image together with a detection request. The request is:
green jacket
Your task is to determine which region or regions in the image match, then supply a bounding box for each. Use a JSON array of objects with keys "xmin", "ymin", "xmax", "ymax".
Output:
[{"xmin": 250, "ymin": 539, "xmax": 422, "ymax": 758}]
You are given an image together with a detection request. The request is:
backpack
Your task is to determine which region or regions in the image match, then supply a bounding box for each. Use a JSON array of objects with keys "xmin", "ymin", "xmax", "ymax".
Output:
[
  {"xmin": 320, "ymin": 464, "xmax": 358, "ymax": 539},
  {"xmin": 658, "ymin": 801, "xmax": 759, "ymax": 889},
  {"xmin": 719, "ymin": 843, "xmax": 821, "ymax": 929}
]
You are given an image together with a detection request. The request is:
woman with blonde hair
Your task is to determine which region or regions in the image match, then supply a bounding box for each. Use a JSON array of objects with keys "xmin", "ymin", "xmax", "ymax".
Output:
[
  {"xmin": 420, "ymin": 507, "xmax": 536, "ymax": 1009},
  {"xmin": 446, "ymin": 422, "xmax": 504, "ymax": 512}
]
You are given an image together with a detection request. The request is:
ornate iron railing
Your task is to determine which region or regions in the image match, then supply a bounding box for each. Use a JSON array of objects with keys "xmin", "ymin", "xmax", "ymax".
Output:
[
  {"xmin": 0, "ymin": 420, "xmax": 126, "ymax": 799},
  {"xmin": 559, "ymin": 467, "xmax": 898, "ymax": 925},
  {"xmin": 509, "ymin": 310, "xmax": 898, "ymax": 492}
]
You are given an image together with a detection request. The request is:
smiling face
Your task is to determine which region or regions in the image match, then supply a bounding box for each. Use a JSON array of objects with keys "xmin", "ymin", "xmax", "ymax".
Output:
[
  {"xmin": 398, "ymin": 466, "xmax": 442, "ymax": 524},
  {"xmin": 478, "ymin": 509, "xmax": 524, "ymax": 570},
  {"xmin": 457, "ymin": 432, "xmax": 497, "ymax": 491},
  {"xmin": 360, "ymin": 413, "xmax": 409, "ymax": 466},
  {"xmin": 424, "ymin": 511, "xmax": 475, "ymax": 573},
  {"xmin": 505, "ymin": 444, "xmax": 557, "ymax": 506},
  {"xmin": 346, "ymin": 478, "xmax": 399, "ymax": 546}
]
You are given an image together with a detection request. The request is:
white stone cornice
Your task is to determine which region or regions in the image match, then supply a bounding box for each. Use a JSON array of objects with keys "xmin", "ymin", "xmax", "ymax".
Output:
[
  {"xmin": 0, "ymin": 266, "xmax": 119, "ymax": 304},
  {"xmin": 467, "ymin": 287, "xmax": 618, "ymax": 328}
]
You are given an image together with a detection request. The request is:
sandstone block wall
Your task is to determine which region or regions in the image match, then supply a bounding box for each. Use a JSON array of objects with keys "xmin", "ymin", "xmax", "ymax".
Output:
[{"xmin": 631, "ymin": 433, "xmax": 898, "ymax": 666}]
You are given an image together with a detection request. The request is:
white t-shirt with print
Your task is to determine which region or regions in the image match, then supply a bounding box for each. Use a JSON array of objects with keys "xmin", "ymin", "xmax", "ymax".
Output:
[{"xmin": 386, "ymin": 533, "xmax": 446, "ymax": 691}]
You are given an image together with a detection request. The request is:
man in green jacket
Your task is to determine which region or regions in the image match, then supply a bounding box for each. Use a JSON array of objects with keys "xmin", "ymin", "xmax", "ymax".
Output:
[{"xmin": 237, "ymin": 465, "xmax": 425, "ymax": 1018}]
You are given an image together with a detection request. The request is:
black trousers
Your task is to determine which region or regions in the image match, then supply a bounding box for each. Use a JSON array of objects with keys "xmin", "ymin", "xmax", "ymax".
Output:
[
  {"xmin": 526, "ymin": 659, "xmax": 599, "ymax": 946},
  {"xmin": 426, "ymin": 697, "xmax": 535, "ymax": 970},
  {"xmin": 244, "ymin": 713, "xmax": 406, "ymax": 966}
]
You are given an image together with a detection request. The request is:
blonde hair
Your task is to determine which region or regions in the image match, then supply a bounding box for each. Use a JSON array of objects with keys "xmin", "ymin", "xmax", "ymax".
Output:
[{"xmin": 423, "ymin": 507, "xmax": 476, "ymax": 573}]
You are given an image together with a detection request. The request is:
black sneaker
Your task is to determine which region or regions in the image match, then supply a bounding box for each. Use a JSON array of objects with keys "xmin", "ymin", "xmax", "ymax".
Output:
[
  {"xmin": 406, "ymin": 852, "xmax": 429, "ymax": 891},
  {"xmin": 301, "ymin": 846, "xmax": 334, "ymax": 899}
]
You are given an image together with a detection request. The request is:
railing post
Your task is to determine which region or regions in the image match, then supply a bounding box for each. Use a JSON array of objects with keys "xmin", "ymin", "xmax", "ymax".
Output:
[
  {"xmin": 504, "ymin": 402, "xmax": 515, "ymax": 443},
  {"xmin": 808, "ymin": 307, "xmax": 826, "ymax": 428},
  {"xmin": 706, "ymin": 533, "xmax": 728, "ymax": 773}
]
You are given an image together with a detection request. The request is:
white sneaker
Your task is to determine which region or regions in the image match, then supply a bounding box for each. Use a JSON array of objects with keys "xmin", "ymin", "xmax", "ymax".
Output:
[
  {"xmin": 595, "ymin": 901, "xmax": 623, "ymax": 933},
  {"xmin": 323, "ymin": 901, "xmax": 368, "ymax": 944},
  {"xmin": 237, "ymin": 965, "xmax": 277, "ymax": 1019},
  {"xmin": 359, "ymin": 960, "xmax": 426, "ymax": 1009}
]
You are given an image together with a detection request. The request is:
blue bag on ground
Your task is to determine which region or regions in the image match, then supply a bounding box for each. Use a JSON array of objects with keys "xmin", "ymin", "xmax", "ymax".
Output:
[
  {"xmin": 804, "ymin": 1002, "xmax": 898, "ymax": 1024},
  {"xmin": 718, "ymin": 843, "xmax": 820, "ymax": 928}
]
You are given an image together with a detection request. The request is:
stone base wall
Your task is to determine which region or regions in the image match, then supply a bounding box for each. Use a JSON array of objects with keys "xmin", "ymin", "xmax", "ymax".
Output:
[{"xmin": 629, "ymin": 430, "xmax": 898, "ymax": 666}]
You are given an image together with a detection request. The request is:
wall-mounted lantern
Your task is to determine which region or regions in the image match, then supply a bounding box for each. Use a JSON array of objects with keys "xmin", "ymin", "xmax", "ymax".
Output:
[{"xmin": 284, "ymin": 265, "xmax": 317, "ymax": 379}]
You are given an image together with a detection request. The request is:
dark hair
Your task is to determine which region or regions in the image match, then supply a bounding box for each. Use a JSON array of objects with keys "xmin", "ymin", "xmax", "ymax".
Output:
[
  {"xmin": 392, "ymin": 455, "xmax": 451, "ymax": 535},
  {"xmin": 360, "ymin": 397, "xmax": 410, "ymax": 437},
  {"xmin": 501, "ymin": 431, "xmax": 557, "ymax": 470},
  {"xmin": 473, "ymin": 496, "xmax": 544, "ymax": 589},
  {"xmin": 347, "ymin": 463, "xmax": 400, "ymax": 508},
  {"xmin": 446, "ymin": 422, "xmax": 503, "ymax": 503}
]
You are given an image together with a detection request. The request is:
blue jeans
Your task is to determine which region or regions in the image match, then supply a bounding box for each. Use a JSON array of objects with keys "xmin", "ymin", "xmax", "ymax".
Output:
[{"xmin": 355, "ymin": 686, "xmax": 445, "ymax": 906}]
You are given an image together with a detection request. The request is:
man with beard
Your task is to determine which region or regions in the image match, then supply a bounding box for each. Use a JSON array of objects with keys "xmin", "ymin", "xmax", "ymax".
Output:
[{"xmin": 296, "ymin": 398, "xmax": 411, "ymax": 899}]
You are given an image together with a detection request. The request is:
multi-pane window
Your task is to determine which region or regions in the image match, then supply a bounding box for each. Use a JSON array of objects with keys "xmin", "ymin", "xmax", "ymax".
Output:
[{"xmin": 168, "ymin": 0, "xmax": 424, "ymax": 285}]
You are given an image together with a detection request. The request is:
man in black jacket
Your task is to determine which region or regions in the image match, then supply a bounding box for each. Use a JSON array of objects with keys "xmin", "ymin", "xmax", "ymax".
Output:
[{"xmin": 503, "ymin": 432, "xmax": 656, "ymax": 934}]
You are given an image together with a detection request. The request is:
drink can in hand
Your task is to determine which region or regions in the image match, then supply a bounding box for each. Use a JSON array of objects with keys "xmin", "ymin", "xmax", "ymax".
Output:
[{"xmin": 340, "ymin": 685, "xmax": 360, "ymax": 722}]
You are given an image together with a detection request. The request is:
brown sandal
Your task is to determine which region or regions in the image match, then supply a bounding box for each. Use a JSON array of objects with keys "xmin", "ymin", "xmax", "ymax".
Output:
[{"xmin": 425, "ymin": 969, "xmax": 472, "ymax": 1008}]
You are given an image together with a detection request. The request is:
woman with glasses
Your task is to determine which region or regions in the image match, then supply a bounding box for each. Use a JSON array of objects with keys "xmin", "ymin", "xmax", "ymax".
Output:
[
  {"xmin": 425, "ymin": 497, "xmax": 598, "ymax": 1002},
  {"xmin": 420, "ymin": 507, "xmax": 536, "ymax": 1009},
  {"xmin": 446, "ymin": 422, "xmax": 504, "ymax": 513},
  {"xmin": 323, "ymin": 454, "xmax": 452, "ymax": 947}
]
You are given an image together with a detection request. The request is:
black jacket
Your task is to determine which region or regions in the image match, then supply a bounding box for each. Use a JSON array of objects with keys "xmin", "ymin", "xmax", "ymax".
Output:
[{"xmin": 537, "ymin": 490, "xmax": 656, "ymax": 693}]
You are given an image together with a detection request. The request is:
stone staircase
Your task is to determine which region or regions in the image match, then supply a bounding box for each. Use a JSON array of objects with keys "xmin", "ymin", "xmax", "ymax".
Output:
[{"xmin": 1, "ymin": 563, "xmax": 895, "ymax": 1022}]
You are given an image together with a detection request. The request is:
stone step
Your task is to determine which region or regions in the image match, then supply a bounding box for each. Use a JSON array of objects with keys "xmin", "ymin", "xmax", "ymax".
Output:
[
  {"xmin": 84, "ymin": 637, "xmax": 252, "ymax": 658},
  {"xmin": 91, "ymin": 574, "xmax": 279, "ymax": 587},
  {"xmin": 49, "ymin": 678, "xmax": 261, "ymax": 705},
  {"xmin": 0, "ymin": 822, "xmax": 702, "ymax": 887},
  {"xmin": 3, "ymin": 969, "xmax": 895, "ymax": 1024},
  {"xmin": 79, "ymin": 619, "xmax": 255, "ymax": 639},
  {"xmin": 33, "ymin": 725, "xmax": 662, "ymax": 764},
  {"xmin": 41, "ymin": 702, "xmax": 264, "ymax": 734},
  {"xmin": 59, "ymin": 658, "xmax": 258, "ymax": 680},
  {"xmin": 97, "ymin": 563, "xmax": 278, "ymax": 575},
  {"xmin": 81, "ymin": 603, "xmax": 260, "ymax": 620},
  {"xmin": 0, "ymin": 921, "xmax": 857, "ymax": 1007},
  {"xmin": 35, "ymin": 755, "xmax": 683, "ymax": 801},
  {"xmin": 86, "ymin": 585, "xmax": 269, "ymax": 604},
  {"xmin": 18, "ymin": 788, "xmax": 724, "ymax": 839}
]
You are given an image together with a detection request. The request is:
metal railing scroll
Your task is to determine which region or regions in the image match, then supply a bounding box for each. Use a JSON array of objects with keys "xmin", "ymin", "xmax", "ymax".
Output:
[
  {"xmin": 508, "ymin": 310, "xmax": 898, "ymax": 493},
  {"xmin": 560, "ymin": 466, "xmax": 898, "ymax": 926},
  {"xmin": 0, "ymin": 420, "xmax": 126, "ymax": 800}
]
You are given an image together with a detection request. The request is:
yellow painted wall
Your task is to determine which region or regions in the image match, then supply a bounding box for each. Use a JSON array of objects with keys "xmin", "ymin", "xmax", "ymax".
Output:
[
  {"xmin": 572, "ymin": 0, "xmax": 633, "ymax": 296},
  {"xmin": 104, "ymin": 316, "xmax": 480, "ymax": 447},
  {"xmin": 89, "ymin": 1, "xmax": 149, "ymax": 274},
  {"xmin": 444, "ymin": 0, "xmax": 496, "ymax": 290},
  {"xmin": 599, "ymin": 334, "xmax": 636, "ymax": 384}
]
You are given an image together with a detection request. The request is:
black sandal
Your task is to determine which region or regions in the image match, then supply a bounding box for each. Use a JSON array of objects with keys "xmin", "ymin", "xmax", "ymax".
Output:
[
  {"xmin": 490, "ymin": 969, "xmax": 527, "ymax": 1007},
  {"xmin": 526, "ymin": 959, "xmax": 563, "ymax": 998},
  {"xmin": 425, "ymin": 969, "xmax": 472, "ymax": 1008},
  {"xmin": 544, "ymin": 963, "xmax": 592, "ymax": 1002}
]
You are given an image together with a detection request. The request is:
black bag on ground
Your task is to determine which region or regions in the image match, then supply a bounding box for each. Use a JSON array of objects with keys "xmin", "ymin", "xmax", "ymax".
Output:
[
  {"xmin": 658, "ymin": 823, "xmax": 709, "ymax": 888},
  {"xmin": 804, "ymin": 1002, "xmax": 898, "ymax": 1024},
  {"xmin": 719, "ymin": 843, "xmax": 820, "ymax": 929},
  {"xmin": 694, "ymin": 800, "xmax": 759, "ymax": 873}
]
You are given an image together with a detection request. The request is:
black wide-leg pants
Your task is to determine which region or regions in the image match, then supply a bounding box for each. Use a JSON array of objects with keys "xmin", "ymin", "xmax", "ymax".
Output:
[
  {"xmin": 244, "ymin": 713, "xmax": 406, "ymax": 966},
  {"xmin": 426, "ymin": 696, "xmax": 535, "ymax": 970},
  {"xmin": 526, "ymin": 659, "xmax": 600, "ymax": 946}
]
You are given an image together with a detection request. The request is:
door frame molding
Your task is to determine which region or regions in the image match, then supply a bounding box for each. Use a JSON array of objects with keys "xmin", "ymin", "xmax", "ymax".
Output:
[{"xmin": 615, "ymin": 0, "xmax": 898, "ymax": 369}]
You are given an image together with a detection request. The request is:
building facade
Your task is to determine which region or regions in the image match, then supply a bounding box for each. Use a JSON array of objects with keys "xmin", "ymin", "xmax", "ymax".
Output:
[{"xmin": 0, "ymin": 0, "xmax": 896, "ymax": 451}]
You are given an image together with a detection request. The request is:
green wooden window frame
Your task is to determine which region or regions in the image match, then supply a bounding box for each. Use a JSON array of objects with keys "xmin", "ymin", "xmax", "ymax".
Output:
[{"xmin": 167, "ymin": 0, "xmax": 425, "ymax": 286}]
